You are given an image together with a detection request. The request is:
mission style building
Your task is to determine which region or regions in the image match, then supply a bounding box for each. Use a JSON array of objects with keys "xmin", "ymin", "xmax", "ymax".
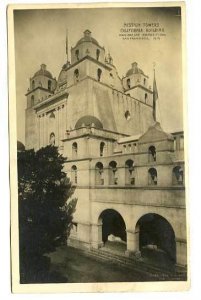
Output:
[{"xmin": 25, "ymin": 30, "xmax": 186, "ymax": 266}]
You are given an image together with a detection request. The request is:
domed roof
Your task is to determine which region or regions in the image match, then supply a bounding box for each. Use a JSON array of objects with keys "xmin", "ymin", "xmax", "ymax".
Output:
[
  {"xmin": 17, "ymin": 140, "xmax": 25, "ymax": 151},
  {"xmin": 33, "ymin": 64, "xmax": 53, "ymax": 79},
  {"xmin": 75, "ymin": 30, "xmax": 100, "ymax": 47},
  {"xmin": 126, "ymin": 62, "xmax": 145, "ymax": 77},
  {"xmin": 75, "ymin": 115, "xmax": 103, "ymax": 129}
]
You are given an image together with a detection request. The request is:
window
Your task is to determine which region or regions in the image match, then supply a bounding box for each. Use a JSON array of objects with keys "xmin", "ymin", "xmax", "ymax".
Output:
[
  {"xmin": 95, "ymin": 162, "xmax": 104, "ymax": 185},
  {"xmin": 96, "ymin": 49, "xmax": 100, "ymax": 60},
  {"xmin": 148, "ymin": 145, "xmax": 156, "ymax": 162},
  {"xmin": 125, "ymin": 110, "xmax": 131, "ymax": 120},
  {"xmin": 145, "ymin": 93, "xmax": 148, "ymax": 102},
  {"xmin": 180, "ymin": 135, "xmax": 184, "ymax": 150},
  {"xmin": 48, "ymin": 80, "xmax": 52, "ymax": 91},
  {"xmin": 72, "ymin": 142, "xmax": 78, "ymax": 158},
  {"xmin": 172, "ymin": 166, "xmax": 183, "ymax": 185},
  {"xmin": 31, "ymin": 95, "xmax": 34, "ymax": 106},
  {"xmin": 74, "ymin": 69, "xmax": 79, "ymax": 82},
  {"xmin": 109, "ymin": 161, "xmax": 118, "ymax": 185},
  {"xmin": 123, "ymin": 145, "xmax": 127, "ymax": 153},
  {"xmin": 127, "ymin": 78, "xmax": 131, "ymax": 89},
  {"xmin": 125, "ymin": 160, "xmax": 135, "ymax": 185},
  {"xmin": 144, "ymin": 78, "xmax": 146, "ymax": 85},
  {"xmin": 32, "ymin": 80, "xmax": 35, "ymax": 90},
  {"xmin": 97, "ymin": 68, "xmax": 102, "ymax": 81},
  {"xmin": 128, "ymin": 144, "xmax": 132, "ymax": 152},
  {"xmin": 71, "ymin": 165, "xmax": 77, "ymax": 184},
  {"xmin": 148, "ymin": 168, "xmax": 157, "ymax": 185},
  {"xmin": 100, "ymin": 142, "xmax": 105, "ymax": 157},
  {"xmin": 49, "ymin": 132, "xmax": 55, "ymax": 145},
  {"xmin": 75, "ymin": 49, "xmax": 79, "ymax": 61}
]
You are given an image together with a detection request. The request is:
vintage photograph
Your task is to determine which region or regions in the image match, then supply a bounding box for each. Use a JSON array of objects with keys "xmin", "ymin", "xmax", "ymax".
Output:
[{"xmin": 8, "ymin": 2, "xmax": 188, "ymax": 292}]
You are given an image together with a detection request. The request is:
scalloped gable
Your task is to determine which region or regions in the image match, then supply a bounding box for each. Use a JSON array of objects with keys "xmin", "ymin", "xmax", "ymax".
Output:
[{"xmin": 138, "ymin": 122, "xmax": 174, "ymax": 144}]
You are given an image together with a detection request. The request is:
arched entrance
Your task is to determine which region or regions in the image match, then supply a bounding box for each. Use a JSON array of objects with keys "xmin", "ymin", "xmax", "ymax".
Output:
[
  {"xmin": 98, "ymin": 209, "xmax": 127, "ymax": 253},
  {"xmin": 136, "ymin": 213, "xmax": 176, "ymax": 264}
]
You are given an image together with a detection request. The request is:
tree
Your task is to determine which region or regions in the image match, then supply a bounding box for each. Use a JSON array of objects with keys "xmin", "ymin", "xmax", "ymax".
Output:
[{"xmin": 18, "ymin": 145, "xmax": 77, "ymax": 283}]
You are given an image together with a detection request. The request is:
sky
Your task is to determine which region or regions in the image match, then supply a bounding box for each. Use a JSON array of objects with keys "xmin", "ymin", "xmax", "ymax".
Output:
[{"xmin": 14, "ymin": 6, "xmax": 183, "ymax": 143}]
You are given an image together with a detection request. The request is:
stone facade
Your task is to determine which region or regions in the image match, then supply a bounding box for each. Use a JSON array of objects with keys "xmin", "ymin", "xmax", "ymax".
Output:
[{"xmin": 25, "ymin": 30, "xmax": 186, "ymax": 266}]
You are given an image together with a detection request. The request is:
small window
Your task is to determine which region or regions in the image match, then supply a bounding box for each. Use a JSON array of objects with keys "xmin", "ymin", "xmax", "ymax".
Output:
[
  {"xmin": 148, "ymin": 168, "xmax": 157, "ymax": 185},
  {"xmin": 144, "ymin": 78, "xmax": 146, "ymax": 85},
  {"xmin": 148, "ymin": 146, "xmax": 156, "ymax": 162},
  {"xmin": 74, "ymin": 69, "xmax": 79, "ymax": 82},
  {"xmin": 32, "ymin": 80, "xmax": 35, "ymax": 90},
  {"xmin": 71, "ymin": 165, "xmax": 77, "ymax": 184},
  {"xmin": 180, "ymin": 135, "xmax": 184, "ymax": 150},
  {"xmin": 145, "ymin": 93, "xmax": 148, "ymax": 102},
  {"xmin": 48, "ymin": 80, "xmax": 52, "ymax": 91},
  {"xmin": 49, "ymin": 132, "xmax": 55, "ymax": 145},
  {"xmin": 75, "ymin": 49, "xmax": 79, "ymax": 61},
  {"xmin": 96, "ymin": 49, "xmax": 100, "ymax": 61},
  {"xmin": 127, "ymin": 78, "xmax": 131, "ymax": 89},
  {"xmin": 125, "ymin": 110, "xmax": 131, "ymax": 120},
  {"xmin": 125, "ymin": 160, "xmax": 135, "ymax": 185},
  {"xmin": 172, "ymin": 166, "xmax": 183, "ymax": 185},
  {"xmin": 97, "ymin": 68, "xmax": 102, "ymax": 81},
  {"xmin": 123, "ymin": 145, "xmax": 127, "ymax": 153},
  {"xmin": 109, "ymin": 161, "xmax": 118, "ymax": 185},
  {"xmin": 95, "ymin": 162, "xmax": 104, "ymax": 185},
  {"xmin": 100, "ymin": 142, "xmax": 105, "ymax": 157},
  {"xmin": 72, "ymin": 142, "xmax": 78, "ymax": 158}
]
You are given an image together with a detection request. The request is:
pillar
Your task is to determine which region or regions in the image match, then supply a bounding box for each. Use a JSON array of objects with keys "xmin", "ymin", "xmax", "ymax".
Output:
[
  {"xmin": 176, "ymin": 238, "xmax": 187, "ymax": 266},
  {"xmin": 91, "ymin": 223, "xmax": 104, "ymax": 249},
  {"xmin": 125, "ymin": 229, "xmax": 140, "ymax": 257}
]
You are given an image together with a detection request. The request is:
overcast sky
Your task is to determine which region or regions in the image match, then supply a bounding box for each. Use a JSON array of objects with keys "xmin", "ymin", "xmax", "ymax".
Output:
[{"xmin": 14, "ymin": 6, "xmax": 183, "ymax": 144}]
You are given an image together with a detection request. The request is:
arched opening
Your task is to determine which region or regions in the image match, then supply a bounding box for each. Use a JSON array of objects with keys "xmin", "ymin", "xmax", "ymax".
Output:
[
  {"xmin": 125, "ymin": 110, "xmax": 131, "ymax": 120},
  {"xmin": 49, "ymin": 132, "xmax": 55, "ymax": 145},
  {"xmin": 100, "ymin": 142, "xmax": 105, "ymax": 157},
  {"xmin": 74, "ymin": 69, "xmax": 79, "ymax": 82},
  {"xmin": 108, "ymin": 161, "xmax": 118, "ymax": 185},
  {"xmin": 172, "ymin": 166, "xmax": 183, "ymax": 185},
  {"xmin": 96, "ymin": 49, "xmax": 100, "ymax": 60},
  {"xmin": 75, "ymin": 49, "xmax": 79, "ymax": 61},
  {"xmin": 31, "ymin": 95, "xmax": 34, "ymax": 106},
  {"xmin": 95, "ymin": 162, "xmax": 104, "ymax": 185},
  {"xmin": 72, "ymin": 142, "xmax": 78, "ymax": 159},
  {"xmin": 71, "ymin": 165, "xmax": 77, "ymax": 184},
  {"xmin": 99, "ymin": 209, "xmax": 127, "ymax": 253},
  {"xmin": 148, "ymin": 145, "xmax": 156, "ymax": 162},
  {"xmin": 125, "ymin": 159, "xmax": 135, "ymax": 185},
  {"xmin": 32, "ymin": 80, "xmax": 35, "ymax": 90},
  {"xmin": 136, "ymin": 213, "xmax": 176, "ymax": 265},
  {"xmin": 148, "ymin": 168, "xmax": 157, "ymax": 185},
  {"xmin": 127, "ymin": 78, "xmax": 131, "ymax": 89},
  {"xmin": 97, "ymin": 68, "xmax": 102, "ymax": 81},
  {"xmin": 48, "ymin": 80, "xmax": 52, "ymax": 91}
]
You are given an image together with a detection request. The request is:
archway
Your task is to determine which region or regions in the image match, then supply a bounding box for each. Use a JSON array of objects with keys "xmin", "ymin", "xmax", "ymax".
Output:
[
  {"xmin": 98, "ymin": 209, "xmax": 127, "ymax": 253},
  {"xmin": 136, "ymin": 213, "xmax": 176, "ymax": 264}
]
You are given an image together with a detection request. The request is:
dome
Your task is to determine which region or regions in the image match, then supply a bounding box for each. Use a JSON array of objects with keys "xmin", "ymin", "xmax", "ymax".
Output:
[
  {"xmin": 33, "ymin": 64, "xmax": 53, "ymax": 79},
  {"xmin": 57, "ymin": 69, "xmax": 67, "ymax": 84},
  {"xmin": 75, "ymin": 30, "xmax": 100, "ymax": 47},
  {"xmin": 75, "ymin": 115, "xmax": 103, "ymax": 129},
  {"xmin": 17, "ymin": 140, "xmax": 25, "ymax": 151},
  {"xmin": 126, "ymin": 62, "xmax": 145, "ymax": 77}
]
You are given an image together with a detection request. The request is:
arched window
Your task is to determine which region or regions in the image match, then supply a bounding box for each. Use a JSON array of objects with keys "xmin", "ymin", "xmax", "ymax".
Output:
[
  {"xmin": 32, "ymin": 80, "xmax": 35, "ymax": 90},
  {"xmin": 49, "ymin": 132, "xmax": 55, "ymax": 145},
  {"xmin": 128, "ymin": 144, "xmax": 132, "ymax": 152},
  {"xmin": 109, "ymin": 161, "xmax": 118, "ymax": 185},
  {"xmin": 123, "ymin": 145, "xmax": 127, "ymax": 153},
  {"xmin": 96, "ymin": 49, "xmax": 100, "ymax": 60},
  {"xmin": 48, "ymin": 80, "xmax": 52, "ymax": 91},
  {"xmin": 127, "ymin": 78, "xmax": 131, "ymax": 89},
  {"xmin": 148, "ymin": 145, "xmax": 156, "ymax": 162},
  {"xmin": 71, "ymin": 165, "xmax": 77, "ymax": 184},
  {"xmin": 72, "ymin": 142, "xmax": 78, "ymax": 158},
  {"xmin": 125, "ymin": 160, "xmax": 135, "ymax": 185},
  {"xmin": 172, "ymin": 166, "xmax": 183, "ymax": 185},
  {"xmin": 100, "ymin": 142, "xmax": 105, "ymax": 157},
  {"xmin": 75, "ymin": 49, "xmax": 79, "ymax": 61},
  {"xmin": 148, "ymin": 168, "xmax": 157, "ymax": 185},
  {"xmin": 95, "ymin": 162, "xmax": 104, "ymax": 185},
  {"xmin": 97, "ymin": 68, "xmax": 102, "ymax": 81},
  {"xmin": 74, "ymin": 69, "xmax": 79, "ymax": 82},
  {"xmin": 145, "ymin": 93, "xmax": 148, "ymax": 102},
  {"xmin": 31, "ymin": 95, "xmax": 34, "ymax": 106},
  {"xmin": 125, "ymin": 110, "xmax": 131, "ymax": 120}
]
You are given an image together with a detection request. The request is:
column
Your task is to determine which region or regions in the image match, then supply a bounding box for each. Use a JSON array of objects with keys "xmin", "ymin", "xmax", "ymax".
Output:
[
  {"xmin": 43, "ymin": 113, "xmax": 47, "ymax": 146},
  {"xmin": 91, "ymin": 223, "xmax": 104, "ymax": 249},
  {"xmin": 55, "ymin": 108, "xmax": 59, "ymax": 146},
  {"xmin": 37, "ymin": 115, "xmax": 40, "ymax": 149},
  {"xmin": 176, "ymin": 238, "xmax": 187, "ymax": 266},
  {"xmin": 125, "ymin": 229, "xmax": 140, "ymax": 257}
]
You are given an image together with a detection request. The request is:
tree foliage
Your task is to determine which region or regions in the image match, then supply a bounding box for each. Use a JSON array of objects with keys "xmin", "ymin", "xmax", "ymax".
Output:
[{"xmin": 18, "ymin": 145, "xmax": 77, "ymax": 281}]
